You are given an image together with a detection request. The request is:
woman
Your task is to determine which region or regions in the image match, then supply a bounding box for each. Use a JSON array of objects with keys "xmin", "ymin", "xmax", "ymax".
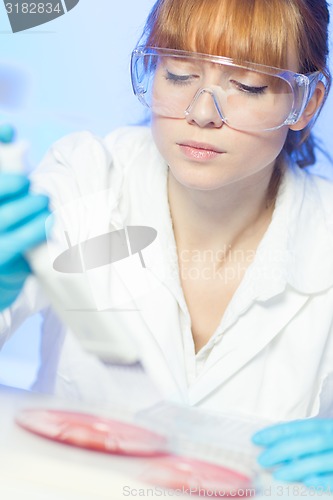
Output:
[{"xmin": 0, "ymin": 0, "xmax": 332, "ymax": 489}]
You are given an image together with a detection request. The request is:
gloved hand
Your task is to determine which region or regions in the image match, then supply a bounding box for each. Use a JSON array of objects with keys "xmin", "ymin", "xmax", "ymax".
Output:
[
  {"xmin": 0, "ymin": 124, "xmax": 51, "ymax": 311},
  {"xmin": 0, "ymin": 123, "xmax": 15, "ymax": 144},
  {"xmin": 252, "ymin": 419, "xmax": 333, "ymax": 490}
]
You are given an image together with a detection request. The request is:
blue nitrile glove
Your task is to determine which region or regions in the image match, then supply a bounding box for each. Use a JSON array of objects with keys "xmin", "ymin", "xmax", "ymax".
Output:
[
  {"xmin": 0, "ymin": 173, "xmax": 51, "ymax": 310},
  {"xmin": 252, "ymin": 419, "xmax": 333, "ymax": 490},
  {"xmin": 0, "ymin": 123, "xmax": 15, "ymax": 144},
  {"xmin": 0, "ymin": 125, "xmax": 51, "ymax": 311}
]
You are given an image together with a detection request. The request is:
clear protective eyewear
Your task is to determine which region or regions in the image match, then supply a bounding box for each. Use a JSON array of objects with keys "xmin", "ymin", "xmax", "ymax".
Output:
[{"xmin": 131, "ymin": 47, "xmax": 322, "ymax": 132}]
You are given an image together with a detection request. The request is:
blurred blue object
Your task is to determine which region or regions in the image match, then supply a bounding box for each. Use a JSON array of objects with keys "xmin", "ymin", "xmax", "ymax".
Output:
[
  {"xmin": 0, "ymin": 124, "xmax": 15, "ymax": 143},
  {"xmin": 0, "ymin": 65, "xmax": 28, "ymax": 109}
]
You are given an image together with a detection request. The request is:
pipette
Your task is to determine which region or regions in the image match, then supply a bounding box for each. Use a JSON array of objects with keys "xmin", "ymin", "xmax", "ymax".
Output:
[{"xmin": 0, "ymin": 127, "xmax": 141, "ymax": 365}]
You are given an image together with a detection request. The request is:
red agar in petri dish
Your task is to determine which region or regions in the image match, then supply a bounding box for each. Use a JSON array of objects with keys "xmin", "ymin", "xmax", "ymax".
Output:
[
  {"xmin": 15, "ymin": 409, "xmax": 168, "ymax": 457},
  {"xmin": 140, "ymin": 455, "xmax": 254, "ymax": 497}
]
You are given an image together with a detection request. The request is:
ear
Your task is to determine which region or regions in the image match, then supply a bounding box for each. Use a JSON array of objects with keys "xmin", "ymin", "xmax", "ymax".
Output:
[{"xmin": 289, "ymin": 81, "xmax": 326, "ymax": 131}]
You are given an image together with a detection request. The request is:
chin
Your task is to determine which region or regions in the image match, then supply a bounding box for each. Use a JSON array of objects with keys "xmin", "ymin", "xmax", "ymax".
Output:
[
  {"xmin": 171, "ymin": 171, "xmax": 234, "ymax": 191},
  {"xmin": 168, "ymin": 161, "xmax": 238, "ymax": 191}
]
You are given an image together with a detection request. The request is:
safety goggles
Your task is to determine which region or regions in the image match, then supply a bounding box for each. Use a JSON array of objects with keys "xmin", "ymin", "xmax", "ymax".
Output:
[{"xmin": 131, "ymin": 47, "xmax": 322, "ymax": 132}]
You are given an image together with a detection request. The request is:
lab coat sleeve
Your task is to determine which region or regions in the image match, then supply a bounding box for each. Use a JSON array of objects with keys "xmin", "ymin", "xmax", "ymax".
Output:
[
  {"xmin": 30, "ymin": 130, "xmax": 120, "ymax": 209},
  {"xmin": 0, "ymin": 276, "xmax": 49, "ymax": 348}
]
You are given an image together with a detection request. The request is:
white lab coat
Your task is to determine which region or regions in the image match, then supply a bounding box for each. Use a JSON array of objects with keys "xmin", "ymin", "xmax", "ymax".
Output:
[{"xmin": 1, "ymin": 126, "xmax": 333, "ymax": 421}]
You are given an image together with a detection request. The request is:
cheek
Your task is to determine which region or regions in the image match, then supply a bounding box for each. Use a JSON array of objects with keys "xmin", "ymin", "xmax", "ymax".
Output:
[
  {"xmin": 151, "ymin": 115, "xmax": 174, "ymax": 159},
  {"xmin": 235, "ymin": 127, "xmax": 289, "ymax": 165}
]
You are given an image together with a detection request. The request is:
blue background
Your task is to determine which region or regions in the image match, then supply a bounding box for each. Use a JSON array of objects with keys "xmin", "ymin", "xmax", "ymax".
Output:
[{"xmin": 0, "ymin": 1, "xmax": 332, "ymax": 388}]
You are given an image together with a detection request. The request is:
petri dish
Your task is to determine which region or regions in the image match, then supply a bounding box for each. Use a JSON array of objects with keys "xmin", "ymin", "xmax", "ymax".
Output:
[
  {"xmin": 15, "ymin": 408, "xmax": 168, "ymax": 457},
  {"xmin": 140, "ymin": 455, "xmax": 255, "ymax": 497}
]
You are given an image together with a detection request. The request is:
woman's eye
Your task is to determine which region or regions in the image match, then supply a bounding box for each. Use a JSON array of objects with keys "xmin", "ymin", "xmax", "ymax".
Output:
[
  {"xmin": 165, "ymin": 70, "xmax": 196, "ymax": 86},
  {"xmin": 231, "ymin": 80, "xmax": 268, "ymax": 95}
]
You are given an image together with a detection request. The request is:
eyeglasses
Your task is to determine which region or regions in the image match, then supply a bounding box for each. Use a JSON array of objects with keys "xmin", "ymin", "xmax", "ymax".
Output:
[{"xmin": 131, "ymin": 47, "xmax": 322, "ymax": 132}]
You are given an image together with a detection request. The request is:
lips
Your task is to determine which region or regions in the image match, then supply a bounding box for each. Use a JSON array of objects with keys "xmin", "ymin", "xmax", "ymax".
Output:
[
  {"xmin": 178, "ymin": 141, "xmax": 225, "ymax": 161},
  {"xmin": 179, "ymin": 141, "xmax": 224, "ymax": 153}
]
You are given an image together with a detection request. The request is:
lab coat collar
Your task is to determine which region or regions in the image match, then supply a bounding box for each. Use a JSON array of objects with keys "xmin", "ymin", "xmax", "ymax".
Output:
[
  {"xmin": 282, "ymin": 163, "xmax": 333, "ymax": 293},
  {"xmin": 189, "ymin": 289, "xmax": 310, "ymax": 406},
  {"xmin": 238, "ymin": 160, "xmax": 333, "ymax": 303}
]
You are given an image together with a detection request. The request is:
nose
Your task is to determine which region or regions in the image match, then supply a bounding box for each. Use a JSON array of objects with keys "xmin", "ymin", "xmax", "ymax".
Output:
[{"xmin": 185, "ymin": 88, "xmax": 224, "ymax": 128}]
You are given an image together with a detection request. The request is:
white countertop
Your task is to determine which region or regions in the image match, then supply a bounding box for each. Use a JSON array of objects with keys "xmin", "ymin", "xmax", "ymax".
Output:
[{"xmin": 1, "ymin": 385, "xmax": 330, "ymax": 500}]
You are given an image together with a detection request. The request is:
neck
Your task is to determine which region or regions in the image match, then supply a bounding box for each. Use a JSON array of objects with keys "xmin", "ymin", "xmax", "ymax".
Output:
[{"xmin": 168, "ymin": 164, "xmax": 281, "ymax": 253}]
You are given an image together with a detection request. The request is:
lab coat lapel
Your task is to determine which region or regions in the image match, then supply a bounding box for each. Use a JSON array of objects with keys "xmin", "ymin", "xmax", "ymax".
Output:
[
  {"xmin": 108, "ymin": 241, "xmax": 189, "ymax": 402},
  {"xmin": 103, "ymin": 141, "xmax": 190, "ymax": 400},
  {"xmin": 188, "ymin": 163, "xmax": 333, "ymax": 405},
  {"xmin": 189, "ymin": 289, "xmax": 309, "ymax": 405}
]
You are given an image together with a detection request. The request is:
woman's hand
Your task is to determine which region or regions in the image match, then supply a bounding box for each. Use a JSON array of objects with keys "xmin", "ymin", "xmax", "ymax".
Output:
[
  {"xmin": 0, "ymin": 173, "xmax": 51, "ymax": 311},
  {"xmin": 252, "ymin": 419, "xmax": 333, "ymax": 490},
  {"xmin": 0, "ymin": 125, "xmax": 51, "ymax": 311}
]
